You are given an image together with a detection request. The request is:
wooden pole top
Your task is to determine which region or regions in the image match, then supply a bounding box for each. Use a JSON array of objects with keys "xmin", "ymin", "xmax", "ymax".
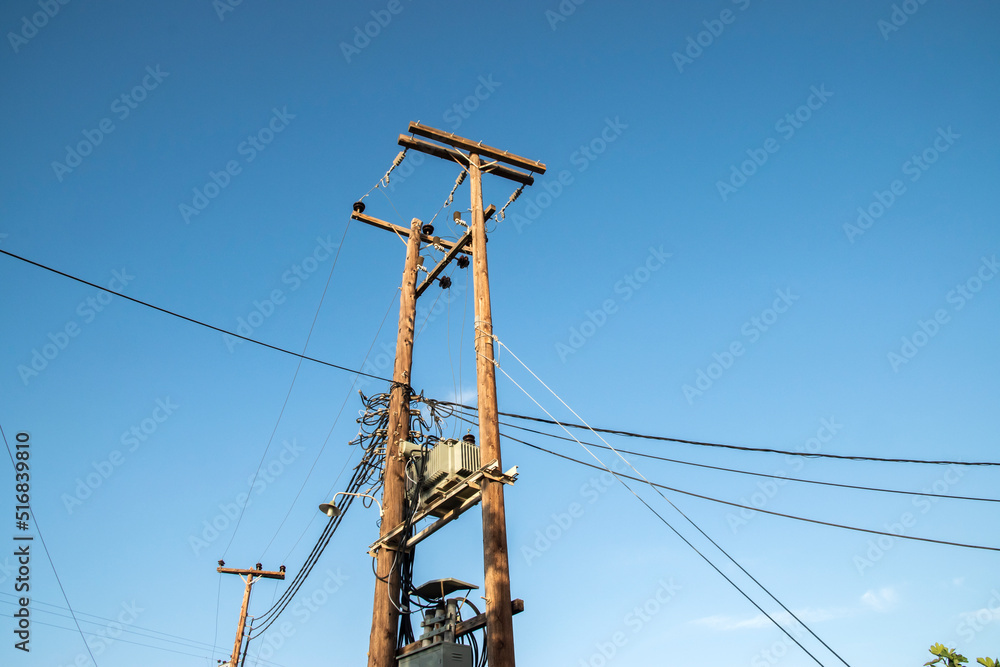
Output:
[
  {"xmin": 397, "ymin": 135, "xmax": 536, "ymax": 186},
  {"xmin": 217, "ymin": 567, "xmax": 285, "ymax": 580},
  {"xmin": 407, "ymin": 122, "xmax": 547, "ymax": 175}
]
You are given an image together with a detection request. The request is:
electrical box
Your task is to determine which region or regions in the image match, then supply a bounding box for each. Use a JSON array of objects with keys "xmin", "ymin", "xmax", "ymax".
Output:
[
  {"xmin": 419, "ymin": 439, "xmax": 480, "ymax": 517},
  {"xmin": 398, "ymin": 642, "xmax": 472, "ymax": 667}
]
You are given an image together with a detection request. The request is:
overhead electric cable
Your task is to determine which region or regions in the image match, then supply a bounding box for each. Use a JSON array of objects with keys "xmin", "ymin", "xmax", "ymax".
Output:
[
  {"xmin": 499, "ymin": 431, "xmax": 1000, "ymax": 552},
  {"xmin": 451, "ymin": 375, "xmax": 831, "ymax": 667},
  {"xmin": 0, "ymin": 248, "xmax": 394, "ymax": 384},
  {"xmin": 490, "ymin": 336, "xmax": 856, "ymax": 667},
  {"xmin": 445, "ymin": 408, "xmax": 999, "ymax": 504},
  {"xmin": 436, "ymin": 400, "xmax": 1000, "ymax": 467}
]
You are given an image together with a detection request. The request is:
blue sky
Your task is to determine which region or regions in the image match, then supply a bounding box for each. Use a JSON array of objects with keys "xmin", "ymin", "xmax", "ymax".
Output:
[{"xmin": 1, "ymin": 1, "xmax": 998, "ymax": 666}]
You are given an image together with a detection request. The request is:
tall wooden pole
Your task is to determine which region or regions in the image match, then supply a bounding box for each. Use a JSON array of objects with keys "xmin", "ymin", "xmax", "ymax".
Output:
[
  {"xmin": 230, "ymin": 575, "xmax": 254, "ymax": 667},
  {"xmin": 469, "ymin": 153, "xmax": 516, "ymax": 666},
  {"xmin": 368, "ymin": 217, "xmax": 423, "ymax": 667}
]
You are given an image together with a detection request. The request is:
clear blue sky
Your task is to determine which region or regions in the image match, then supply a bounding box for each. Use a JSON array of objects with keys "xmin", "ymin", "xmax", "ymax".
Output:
[{"xmin": 1, "ymin": 1, "xmax": 998, "ymax": 666}]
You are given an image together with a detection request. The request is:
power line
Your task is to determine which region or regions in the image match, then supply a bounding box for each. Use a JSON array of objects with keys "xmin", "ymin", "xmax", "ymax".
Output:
[
  {"xmin": 446, "ymin": 408, "xmax": 999, "ymax": 504},
  {"xmin": 8, "ymin": 246, "xmax": 989, "ymax": 472},
  {"xmin": 461, "ymin": 363, "xmax": 836, "ymax": 667},
  {"xmin": 437, "ymin": 400, "xmax": 1000, "ymax": 467},
  {"xmin": 503, "ymin": 431, "xmax": 1000, "ymax": 553},
  {"xmin": 0, "ymin": 248, "xmax": 393, "ymax": 385}
]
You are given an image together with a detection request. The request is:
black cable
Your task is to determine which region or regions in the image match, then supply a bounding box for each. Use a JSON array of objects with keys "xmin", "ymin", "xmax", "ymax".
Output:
[
  {"xmin": 419, "ymin": 400, "xmax": 834, "ymax": 666},
  {"xmin": 455, "ymin": 410, "xmax": 999, "ymax": 504},
  {"xmin": 506, "ymin": 432, "xmax": 1000, "ymax": 553},
  {"xmin": 0, "ymin": 248, "xmax": 393, "ymax": 384},
  {"xmin": 438, "ymin": 400, "xmax": 1000, "ymax": 467}
]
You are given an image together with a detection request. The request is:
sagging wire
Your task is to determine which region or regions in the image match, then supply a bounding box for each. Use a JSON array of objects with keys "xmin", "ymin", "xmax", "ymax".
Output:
[{"xmin": 489, "ymin": 335, "xmax": 851, "ymax": 667}]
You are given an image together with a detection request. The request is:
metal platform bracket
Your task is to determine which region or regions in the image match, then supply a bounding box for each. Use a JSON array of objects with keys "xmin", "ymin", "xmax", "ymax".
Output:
[{"xmin": 368, "ymin": 459, "xmax": 518, "ymax": 557}]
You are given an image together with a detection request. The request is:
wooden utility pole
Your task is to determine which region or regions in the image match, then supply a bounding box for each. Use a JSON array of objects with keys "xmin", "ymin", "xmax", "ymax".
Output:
[
  {"xmin": 468, "ymin": 151, "xmax": 516, "ymax": 665},
  {"xmin": 353, "ymin": 123, "xmax": 544, "ymax": 666},
  {"xmin": 217, "ymin": 564, "xmax": 285, "ymax": 667},
  {"xmin": 368, "ymin": 217, "xmax": 423, "ymax": 667},
  {"xmin": 395, "ymin": 123, "xmax": 546, "ymax": 667}
]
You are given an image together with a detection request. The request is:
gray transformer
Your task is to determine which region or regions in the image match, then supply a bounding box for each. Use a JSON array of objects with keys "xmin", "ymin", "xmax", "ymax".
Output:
[
  {"xmin": 398, "ymin": 641, "xmax": 473, "ymax": 667},
  {"xmin": 409, "ymin": 438, "xmax": 481, "ymax": 517}
]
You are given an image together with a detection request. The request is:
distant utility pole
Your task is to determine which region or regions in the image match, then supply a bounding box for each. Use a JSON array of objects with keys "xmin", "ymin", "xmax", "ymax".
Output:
[
  {"xmin": 217, "ymin": 563, "xmax": 285, "ymax": 667},
  {"xmin": 352, "ymin": 122, "xmax": 544, "ymax": 666}
]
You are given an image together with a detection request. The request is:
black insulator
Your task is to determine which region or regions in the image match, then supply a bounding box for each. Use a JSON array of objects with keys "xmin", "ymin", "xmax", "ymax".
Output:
[
  {"xmin": 255, "ymin": 562, "xmax": 263, "ymax": 571},
  {"xmin": 457, "ymin": 256, "xmax": 470, "ymax": 269},
  {"xmin": 218, "ymin": 559, "xmax": 225, "ymax": 567},
  {"xmin": 439, "ymin": 276, "xmax": 452, "ymax": 289},
  {"xmin": 353, "ymin": 201, "xmax": 366, "ymax": 213},
  {"xmin": 422, "ymin": 224, "xmax": 434, "ymax": 236},
  {"xmin": 279, "ymin": 565, "xmax": 286, "ymax": 573},
  {"xmin": 463, "ymin": 433, "xmax": 476, "ymax": 444}
]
